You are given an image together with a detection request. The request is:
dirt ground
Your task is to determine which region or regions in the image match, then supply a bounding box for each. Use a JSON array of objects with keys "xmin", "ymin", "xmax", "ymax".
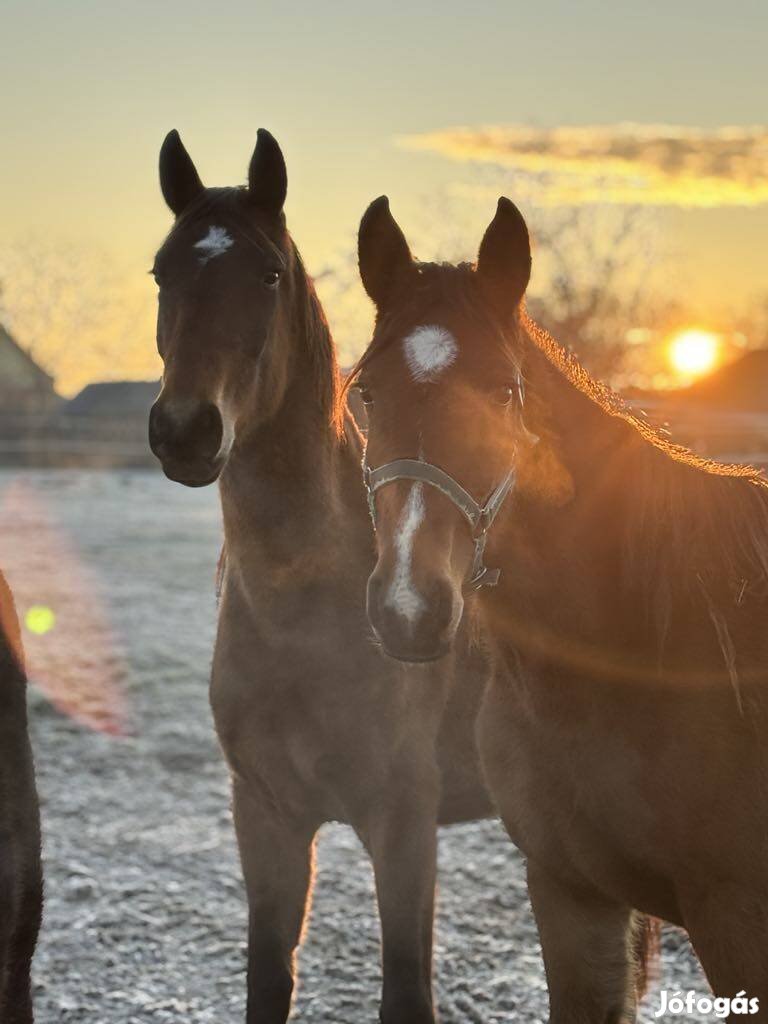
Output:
[{"xmin": 0, "ymin": 470, "xmax": 709, "ymax": 1023}]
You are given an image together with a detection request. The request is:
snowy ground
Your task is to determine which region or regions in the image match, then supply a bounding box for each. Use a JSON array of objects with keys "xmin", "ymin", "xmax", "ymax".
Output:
[{"xmin": 0, "ymin": 470, "xmax": 710, "ymax": 1023}]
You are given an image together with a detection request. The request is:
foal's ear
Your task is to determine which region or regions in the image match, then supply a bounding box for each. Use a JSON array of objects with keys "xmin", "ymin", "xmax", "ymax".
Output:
[
  {"xmin": 248, "ymin": 129, "xmax": 287, "ymax": 214},
  {"xmin": 477, "ymin": 198, "xmax": 531, "ymax": 320},
  {"xmin": 159, "ymin": 130, "xmax": 205, "ymax": 216},
  {"xmin": 358, "ymin": 196, "xmax": 414, "ymax": 308}
]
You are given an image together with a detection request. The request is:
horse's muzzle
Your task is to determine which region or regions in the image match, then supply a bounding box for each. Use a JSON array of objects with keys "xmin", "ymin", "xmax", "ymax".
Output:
[
  {"xmin": 366, "ymin": 570, "xmax": 463, "ymax": 664},
  {"xmin": 149, "ymin": 399, "xmax": 225, "ymax": 487}
]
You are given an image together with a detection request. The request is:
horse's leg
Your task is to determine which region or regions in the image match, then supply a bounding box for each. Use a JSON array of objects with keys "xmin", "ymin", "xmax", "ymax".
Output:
[
  {"xmin": 681, "ymin": 884, "xmax": 768, "ymax": 1018},
  {"xmin": 232, "ymin": 779, "xmax": 317, "ymax": 1024},
  {"xmin": 0, "ymin": 826, "xmax": 17, "ymax": 1020},
  {"xmin": 359, "ymin": 759, "xmax": 440, "ymax": 1024},
  {"xmin": 2, "ymin": 861, "xmax": 42, "ymax": 1024},
  {"xmin": 2, "ymin": 764, "xmax": 42, "ymax": 1024},
  {"xmin": 2, "ymin": 823, "xmax": 42, "ymax": 1024},
  {"xmin": 527, "ymin": 859, "xmax": 642, "ymax": 1024}
]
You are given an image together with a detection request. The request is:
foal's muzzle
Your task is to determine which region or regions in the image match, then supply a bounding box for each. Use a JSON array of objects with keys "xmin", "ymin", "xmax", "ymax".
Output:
[
  {"xmin": 149, "ymin": 399, "xmax": 225, "ymax": 486},
  {"xmin": 367, "ymin": 568, "xmax": 462, "ymax": 663}
]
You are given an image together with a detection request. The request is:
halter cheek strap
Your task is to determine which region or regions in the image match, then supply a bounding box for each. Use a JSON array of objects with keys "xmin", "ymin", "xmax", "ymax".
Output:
[{"xmin": 363, "ymin": 457, "xmax": 515, "ymax": 591}]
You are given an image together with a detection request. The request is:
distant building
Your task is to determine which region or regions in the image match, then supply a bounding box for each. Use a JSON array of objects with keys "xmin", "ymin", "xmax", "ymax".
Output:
[
  {"xmin": 0, "ymin": 324, "xmax": 60, "ymax": 415},
  {"xmin": 66, "ymin": 380, "xmax": 160, "ymax": 420}
]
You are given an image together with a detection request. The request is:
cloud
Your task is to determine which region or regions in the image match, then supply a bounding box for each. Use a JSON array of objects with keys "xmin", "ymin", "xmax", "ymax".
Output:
[{"xmin": 399, "ymin": 124, "xmax": 768, "ymax": 207}]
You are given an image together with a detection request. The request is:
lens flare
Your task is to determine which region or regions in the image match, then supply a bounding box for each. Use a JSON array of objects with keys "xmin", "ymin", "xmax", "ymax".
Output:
[
  {"xmin": 668, "ymin": 329, "xmax": 721, "ymax": 379},
  {"xmin": 0, "ymin": 481, "xmax": 128, "ymax": 735},
  {"xmin": 25, "ymin": 605, "xmax": 56, "ymax": 635}
]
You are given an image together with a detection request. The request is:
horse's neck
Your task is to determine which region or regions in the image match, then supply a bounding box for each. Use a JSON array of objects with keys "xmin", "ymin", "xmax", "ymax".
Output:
[
  {"xmin": 490, "ymin": 354, "xmax": 639, "ymax": 664},
  {"xmin": 218, "ymin": 349, "xmax": 361, "ymax": 579}
]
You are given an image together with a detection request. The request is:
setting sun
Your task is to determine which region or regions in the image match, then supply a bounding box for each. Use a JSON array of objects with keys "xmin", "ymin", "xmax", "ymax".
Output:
[{"xmin": 668, "ymin": 328, "xmax": 721, "ymax": 379}]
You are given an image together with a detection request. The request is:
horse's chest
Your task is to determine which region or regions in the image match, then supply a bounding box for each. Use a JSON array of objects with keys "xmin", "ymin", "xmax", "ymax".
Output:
[
  {"xmin": 478, "ymin": 673, "xmax": 656, "ymax": 896},
  {"xmin": 210, "ymin": 596, "xmax": 420, "ymax": 820},
  {"xmin": 212, "ymin": 659, "xmax": 370, "ymax": 813}
]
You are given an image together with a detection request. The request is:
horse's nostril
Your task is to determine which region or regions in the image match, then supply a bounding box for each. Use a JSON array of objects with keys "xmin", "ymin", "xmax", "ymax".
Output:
[
  {"xmin": 188, "ymin": 402, "xmax": 223, "ymax": 458},
  {"xmin": 149, "ymin": 400, "xmax": 223, "ymax": 461},
  {"xmin": 148, "ymin": 403, "xmax": 171, "ymax": 450},
  {"xmin": 367, "ymin": 564, "xmax": 461, "ymax": 663},
  {"xmin": 429, "ymin": 579, "xmax": 460, "ymax": 625}
]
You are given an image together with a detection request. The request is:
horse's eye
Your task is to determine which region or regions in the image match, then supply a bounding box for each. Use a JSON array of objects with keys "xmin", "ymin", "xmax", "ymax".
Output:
[
  {"xmin": 263, "ymin": 270, "xmax": 282, "ymax": 289},
  {"xmin": 357, "ymin": 385, "xmax": 374, "ymax": 407},
  {"xmin": 491, "ymin": 385, "xmax": 515, "ymax": 407}
]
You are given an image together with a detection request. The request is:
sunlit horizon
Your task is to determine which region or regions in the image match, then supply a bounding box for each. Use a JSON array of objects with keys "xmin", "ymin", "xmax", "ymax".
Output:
[{"xmin": 2, "ymin": 1, "xmax": 767, "ymax": 395}]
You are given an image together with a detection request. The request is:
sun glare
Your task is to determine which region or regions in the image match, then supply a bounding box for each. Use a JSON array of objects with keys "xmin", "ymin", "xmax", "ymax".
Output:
[{"xmin": 668, "ymin": 329, "xmax": 721, "ymax": 379}]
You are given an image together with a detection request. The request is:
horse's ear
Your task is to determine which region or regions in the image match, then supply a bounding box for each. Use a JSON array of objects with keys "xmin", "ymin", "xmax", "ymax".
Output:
[
  {"xmin": 159, "ymin": 130, "xmax": 204, "ymax": 216},
  {"xmin": 248, "ymin": 129, "xmax": 287, "ymax": 213},
  {"xmin": 358, "ymin": 196, "xmax": 414, "ymax": 308},
  {"xmin": 477, "ymin": 197, "xmax": 531, "ymax": 319}
]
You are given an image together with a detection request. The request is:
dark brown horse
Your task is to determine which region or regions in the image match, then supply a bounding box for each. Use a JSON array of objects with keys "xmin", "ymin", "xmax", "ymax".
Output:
[
  {"xmin": 0, "ymin": 571, "xmax": 42, "ymax": 1024},
  {"xmin": 148, "ymin": 131, "xmax": 493, "ymax": 1024},
  {"xmin": 352, "ymin": 194, "xmax": 768, "ymax": 1020}
]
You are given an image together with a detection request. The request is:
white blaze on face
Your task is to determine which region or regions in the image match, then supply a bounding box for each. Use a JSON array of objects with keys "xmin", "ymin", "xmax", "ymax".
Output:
[
  {"xmin": 403, "ymin": 325, "xmax": 458, "ymax": 382},
  {"xmin": 194, "ymin": 225, "xmax": 235, "ymax": 264},
  {"xmin": 386, "ymin": 483, "xmax": 426, "ymax": 626}
]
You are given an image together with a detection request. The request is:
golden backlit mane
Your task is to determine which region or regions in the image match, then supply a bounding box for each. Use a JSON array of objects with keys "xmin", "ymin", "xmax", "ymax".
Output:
[
  {"xmin": 522, "ymin": 313, "xmax": 765, "ymax": 484},
  {"xmin": 522, "ymin": 312, "xmax": 768, "ymax": 696}
]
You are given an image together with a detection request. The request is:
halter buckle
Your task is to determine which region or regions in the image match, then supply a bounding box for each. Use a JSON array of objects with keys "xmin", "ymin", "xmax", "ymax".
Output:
[
  {"xmin": 472, "ymin": 508, "xmax": 492, "ymax": 540},
  {"xmin": 465, "ymin": 565, "xmax": 501, "ymax": 591}
]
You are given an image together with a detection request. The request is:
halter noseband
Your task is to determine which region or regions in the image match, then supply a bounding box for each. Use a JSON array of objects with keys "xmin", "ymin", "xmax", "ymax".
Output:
[{"xmin": 363, "ymin": 457, "xmax": 515, "ymax": 591}]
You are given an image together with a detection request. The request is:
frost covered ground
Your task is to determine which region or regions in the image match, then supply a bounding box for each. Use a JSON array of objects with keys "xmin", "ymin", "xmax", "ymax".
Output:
[{"xmin": 0, "ymin": 470, "xmax": 709, "ymax": 1022}]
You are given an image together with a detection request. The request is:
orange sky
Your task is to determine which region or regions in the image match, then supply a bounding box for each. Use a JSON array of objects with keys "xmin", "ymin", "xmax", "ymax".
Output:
[{"xmin": 1, "ymin": 1, "xmax": 767, "ymax": 394}]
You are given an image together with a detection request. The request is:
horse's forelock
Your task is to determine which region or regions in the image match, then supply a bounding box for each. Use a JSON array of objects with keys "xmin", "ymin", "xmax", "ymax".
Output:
[
  {"xmin": 166, "ymin": 187, "xmax": 285, "ymax": 263},
  {"xmin": 340, "ymin": 261, "xmax": 521, "ymax": 412}
]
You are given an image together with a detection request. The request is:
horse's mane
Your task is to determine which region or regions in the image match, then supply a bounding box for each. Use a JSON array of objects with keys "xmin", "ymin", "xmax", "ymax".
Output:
[
  {"xmin": 286, "ymin": 242, "xmax": 341, "ymax": 434},
  {"xmin": 347, "ymin": 260, "xmax": 768, "ymax": 688},
  {"xmin": 523, "ymin": 314, "xmax": 761, "ymax": 480},
  {"xmin": 171, "ymin": 188, "xmax": 341, "ymax": 434},
  {"xmin": 523, "ymin": 317, "xmax": 768, "ymax": 567},
  {"xmin": 524, "ymin": 314, "xmax": 768, "ymax": 695}
]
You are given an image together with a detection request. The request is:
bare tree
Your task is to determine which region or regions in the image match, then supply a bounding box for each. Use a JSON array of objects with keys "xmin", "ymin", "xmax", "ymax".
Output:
[
  {"xmin": 0, "ymin": 238, "xmax": 157, "ymax": 396},
  {"xmin": 313, "ymin": 181, "xmax": 668, "ymax": 383},
  {"xmin": 525, "ymin": 203, "xmax": 665, "ymax": 379}
]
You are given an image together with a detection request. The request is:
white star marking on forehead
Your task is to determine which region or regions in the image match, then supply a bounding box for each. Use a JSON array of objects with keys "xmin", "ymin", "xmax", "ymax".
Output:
[
  {"xmin": 194, "ymin": 226, "xmax": 235, "ymax": 265},
  {"xmin": 403, "ymin": 325, "xmax": 458, "ymax": 383}
]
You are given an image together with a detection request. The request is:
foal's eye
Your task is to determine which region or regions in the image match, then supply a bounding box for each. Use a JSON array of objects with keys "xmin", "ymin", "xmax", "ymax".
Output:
[
  {"xmin": 491, "ymin": 385, "xmax": 515, "ymax": 407},
  {"xmin": 263, "ymin": 270, "xmax": 282, "ymax": 289},
  {"xmin": 357, "ymin": 385, "xmax": 374, "ymax": 407}
]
